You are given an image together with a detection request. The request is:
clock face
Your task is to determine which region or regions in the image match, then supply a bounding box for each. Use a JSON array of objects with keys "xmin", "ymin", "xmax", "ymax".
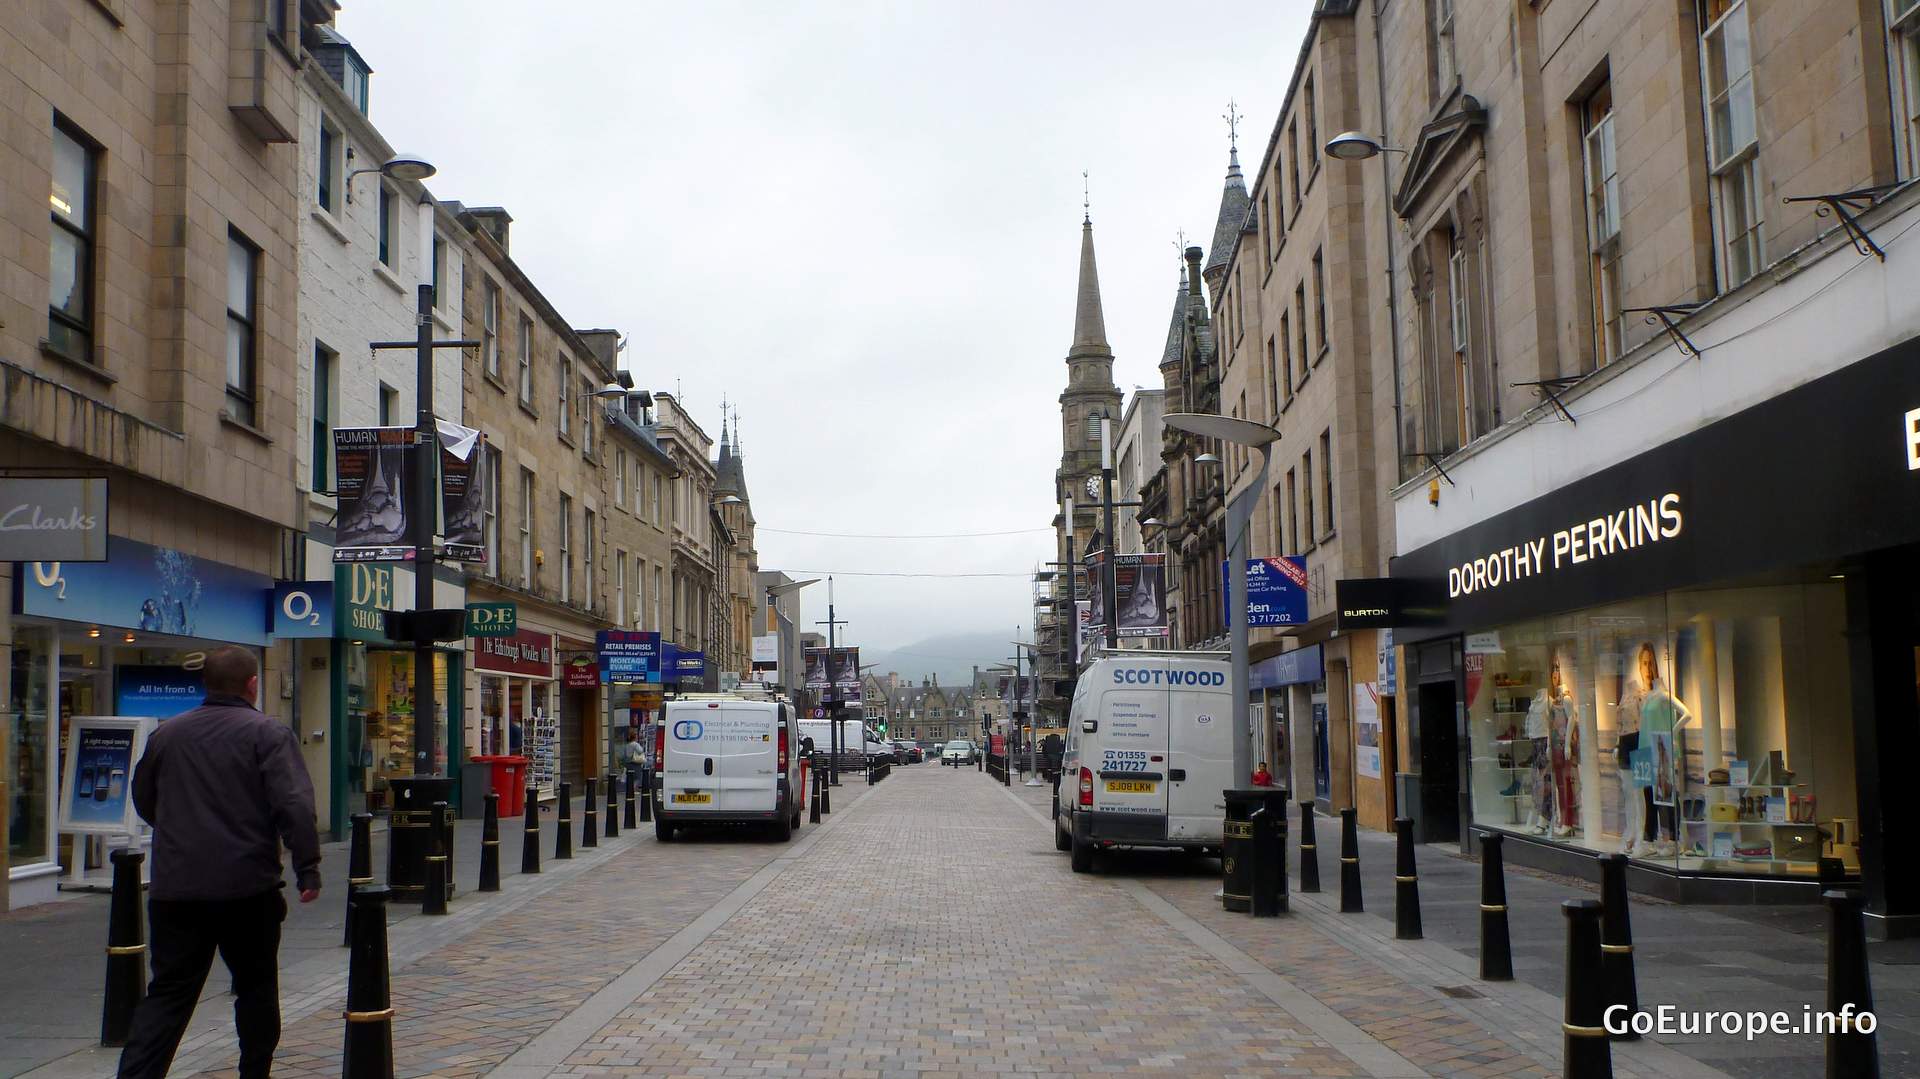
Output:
[{"xmin": 1084, "ymin": 476, "xmax": 1100, "ymax": 500}]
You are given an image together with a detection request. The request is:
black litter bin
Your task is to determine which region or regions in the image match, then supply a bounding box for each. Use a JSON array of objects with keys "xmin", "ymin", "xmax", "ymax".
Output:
[
  {"xmin": 1222, "ymin": 787, "xmax": 1290, "ymax": 912},
  {"xmin": 387, "ymin": 776, "xmax": 454, "ymax": 901}
]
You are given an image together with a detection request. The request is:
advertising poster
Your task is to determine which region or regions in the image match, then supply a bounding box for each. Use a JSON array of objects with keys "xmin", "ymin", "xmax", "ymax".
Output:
[
  {"xmin": 1223, "ymin": 557, "xmax": 1309, "ymax": 627},
  {"xmin": 333, "ymin": 427, "xmax": 415, "ymax": 562},
  {"xmin": 438, "ymin": 420, "xmax": 487, "ymax": 564},
  {"xmin": 59, "ymin": 716, "xmax": 149, "ymax": 834},
  {"xmin": 830, "ymin": 647, "xmax": 861, "ymax": 691},
  {"xmin": 804, "ymin": 647, "xmax": 830, "ymax": 689},
  {"xmin": 1352, "ymin": 681, "xmax": 1382, "ymax": 779},
  {"xmin": 1083, "ymin": 550, "xmax": 1106, "ymax": 636},
  {"xmin": 21, "ymin": 536, "xmax": 272, "ymax": 646},
  {"xmin": 1114, "ymin": 553, "xmax": 1168, "ymax": 637},
  {"xmin": 115, "ymin": 665, "xmax": 205, "ymax": 719},
  {"xmin": 597, "ymin": 629, "xmax": 661, "ymax": 683}
]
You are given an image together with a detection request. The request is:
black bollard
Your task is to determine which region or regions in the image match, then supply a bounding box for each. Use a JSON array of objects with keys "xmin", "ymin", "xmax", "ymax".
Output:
[
  {"xmin": 1338, "ymin": 807, "xmax": 1363, "ymax": 913},
  {"xmin": 1478, "ymin": 831, "xmax": 1514, "ymax": 981},
  {"xmin": 521, "ymin": 785, "xmax": 542, "ymax": 874},
  {"xmin": 1298, "ymin": 801, "xmax": 1320, "ymax": 893},
  {"xmin": 810, "ymin": 764, "xmax": 823, "ymax": 824},
  {"xmin": 1824, "ymin": 889, "xmax": 1879, "ymax": 1079},
  {"xmin": 605, "ymin": 774, "xmax": 619, "ymax": 838},
  {"xmin": 581, "ymin": 776, "xmax": 599, "ymax": 849},
  {"xmin": 639, "ymin": 771, "xmax": 653, "ymax": 822},
  {"xmin": 477, "ymin": 792, "xmax": 501, "ymax": 893},
  {"xmin": 344, "ymin": 811, "xmax": 373, "ymax": 947},
  {"xmin": 1561, "ymin": 899, "xmax": 1612, "ymax": 1079},
  {"xmin": 422, "ymin": 801, "xmax": 450, "ymax": 915},
  {"xmin": 1394, "ymin": 817, "xmax": 1422, "ymax": 940},
  {"xmin": 342, "ymin": 886, "xmax": 396, "ymax": 1079},
  {"xmin": 555, "ymin": 781, "xmax": 574, "ymax": 860},
  {"xmin": 1598, "ymin": 853, "xmax": 1638, "ymax": 1039},
  {"xmin": 821, "ymin": 770, "xmax": 832, "ymax": 815},
  {"xmin": 100, "ymin": 848, "xmax": 146, "ymax": 1046},
  {"xmin": 624, "ymin": 771, "xmax": 637, "ymax": 830},
  {"xmin": 1249, "ymin": 806, "xmax": 1288, "ymax": 917}
]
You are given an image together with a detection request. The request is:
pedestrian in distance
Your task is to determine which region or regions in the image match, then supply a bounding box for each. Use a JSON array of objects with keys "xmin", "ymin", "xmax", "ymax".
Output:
[
  {"xmin": 116, "ymin": 646, "xmax": 321, "ymax": 1079},
  {"xmin": 1251, "ymin": 761, "xmax": 1275, "ymax": 787},
  {"xmin": 623, "ymin": 727, "xmax": 648, "ymax": 794}
]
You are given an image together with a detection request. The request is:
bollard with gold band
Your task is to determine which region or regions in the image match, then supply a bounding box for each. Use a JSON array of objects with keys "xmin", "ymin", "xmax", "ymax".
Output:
[
  {"xmin": 343, "ymin": 811, "xmax": 373, "ymax": 947},
  {"xmin": 1478, "ymin": 830, "xmax": 1513, "ymax": 981},
  {"xmin": 1338, "ymin": 807, "xmax": 1363, "ymax": 913},
  {"xmin": 1560, "ymin": 898, "xmax": 1612, "ymax": 1079},
  {"xmin": 521, "ymin": 784, "xmax": 542, "ymax": 874},
  {"xmin": 555, "ymin": 781, "xmax": 574, "ymax": 860},
  {"xmin": 1394, "ymin": 817, "xmax": 1422, "ymax": 940},
  {"xmin": 342, "ymin": 885, "xmax": 396, "ymax": 1078},
  {"xmin": 422, "ymin": 801, "xmax": 450, "ymax": 915},
  {"xmin": 1297, "ymin": 801, "xmax": 1320, "ymax": 893},
  {"xmin": 100, "ymin": 848, "xmax": 146, "ymax": 1046},
  {"xmin": 580, "ymin": 774, "xmax": 599, "ymax": 849},
  {"xmin": 624, "ymin": 769, "xmax": 638, "ymax": 830},
  {"xmin": 1598, "ymin": 853, "xmax": 1638, "ymax": 1040},
  {"xmin": 477, "ymin": 792, "xmax": 501, "ymax": 893},
  {"xmin": 606, "ymin": 773, "xmax": 619, "ymax": 838}
]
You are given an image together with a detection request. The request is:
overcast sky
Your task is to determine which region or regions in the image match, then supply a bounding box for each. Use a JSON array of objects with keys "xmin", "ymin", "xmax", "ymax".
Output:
[{"xmin": 342, "ymin": 1, "xmax": 1311, "ymax": 664}]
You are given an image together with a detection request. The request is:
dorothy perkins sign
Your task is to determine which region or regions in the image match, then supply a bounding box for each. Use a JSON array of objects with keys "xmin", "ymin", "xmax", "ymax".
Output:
[
  {"xmin": 0, "ymin": 478, "xmax": 108, "ymax": 561},
  {"xmin": 1445, "ymin": 492, "xmax": 1683, "ymax": 599}
]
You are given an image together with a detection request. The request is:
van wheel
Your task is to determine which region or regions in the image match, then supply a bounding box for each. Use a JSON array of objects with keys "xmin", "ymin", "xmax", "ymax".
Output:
[
  {"xmin": 654, "ymin": 816, "xmax": 675, "ymax": 842},
  {"xmin": 770, "ymin": 813, "xmax": 792, "ymax": 842},
  {"xmin": 1069, "ymin": 834, "xmax": 1093, "ymax": 874},
  {"xmin": 1054, "ymin": 817, "xmax": 1072, "ymax": 852}
]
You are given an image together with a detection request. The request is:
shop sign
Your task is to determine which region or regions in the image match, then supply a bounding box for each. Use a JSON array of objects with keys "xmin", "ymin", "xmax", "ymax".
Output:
[
  {"xmin": 597, "ymin": 629, "xmax": 662, "ymax": 683},
  {"xmin": 1223, "ymin": 557, "xmax": 1308, "ymax": 627},
  {"xmin": 628, "ymin": 689, "xmax": 664, "ymax": 711},
  {"xmin": 115, "ymin": 664, "xmax": 206, "ymax": 718},
  {"xmin": 58, "ymin": 715, "xmax": 151, "ymax": 834},
  {"xmin": 561, "ymin": 656, "xmax": 600, "ymax": 688},
  {"xmin": 0, "ymin": 477, "xmax": 108, "ymax": 562},
  {"xmin": 272, "ymin": 580, "xmax": 333, "ymax": 639},
  {"xmin": 475, "ymin": 628, "xmax": 555, "ymax": 676},
  {"xmin": 664, "ymin": 645, "xmax": 706, "ymax": 683},
  {"xmin": 335, "ymin": 563, "xmax": 397, "ymax": 643},
  {"xmin": 1249, "ymin": 644, "xmax": 1323, "ymax": 691},
  {"xmin": 20, "ymin": 535, "xmax": 273, "ymax": 645},
  {"xmin": 465, "ymin": 602, "xmax": 517, "ymax": 637},
  {"xmin": 752, "ymin": 634, "xmax": 778, "ymax": 663}
]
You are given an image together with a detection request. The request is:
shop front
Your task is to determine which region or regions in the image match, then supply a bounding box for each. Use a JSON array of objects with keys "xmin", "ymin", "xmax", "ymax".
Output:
[
  {"xmin": 557, "ymin": 648, "xmax": 603, "ymax": 790},
  {"xmin": 1389, "ymin": 333, "xmax": 1920, "ymax": 927},
  {"xmin": 8, "ymin": 536, "xmax": 273, "ymax": 909},
  {"xmin": 473, "ymin": 628, "xmax": 556, "ymax": 804},
  {"xmin": 1251, "ymin": 645, "xmax": 1320, "ymax": 805}
]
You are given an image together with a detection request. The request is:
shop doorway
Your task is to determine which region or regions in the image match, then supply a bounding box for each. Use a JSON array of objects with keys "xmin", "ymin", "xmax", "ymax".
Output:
[
  {"xmin": 1311, "ymin": 687, "xmax": 1331, "ymax": 801},
  {"xmin": 1416, "ymin": 678, "xmax": 1461, "ymax": 844}
]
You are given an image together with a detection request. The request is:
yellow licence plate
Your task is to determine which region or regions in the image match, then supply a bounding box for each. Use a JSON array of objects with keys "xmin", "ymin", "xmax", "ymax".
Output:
[
  {"xmin": 1106, "ymin": 779, "xmax": 1157, "ymax": 794},
  {"xmin": 671, "ymin": 792, "xmax": 712, "ymax": 804}
]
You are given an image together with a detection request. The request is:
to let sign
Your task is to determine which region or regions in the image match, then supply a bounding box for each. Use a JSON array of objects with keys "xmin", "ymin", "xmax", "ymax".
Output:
[
  {"xmin": 0, "ymin": 478, "xmax": 108, "ymax": 562},
  {"xmin": 465, "ymin": 602, "xmax": 517, "ymax": 637}
]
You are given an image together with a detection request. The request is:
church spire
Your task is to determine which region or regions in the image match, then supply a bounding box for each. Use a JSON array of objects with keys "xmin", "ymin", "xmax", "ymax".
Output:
[{"xmin": 1069, "ymin": 211, "xmax": 1111, "ymax": 358}]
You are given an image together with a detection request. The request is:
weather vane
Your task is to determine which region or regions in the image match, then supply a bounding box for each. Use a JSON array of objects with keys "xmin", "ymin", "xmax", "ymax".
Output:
[
  {"xmin": 1082, "ymin": 169, "xmax": 1091, "ymax": 223},
  {"xmin": 1223, "ymin": 99, "xmax": 1242, "ymax": 153}
]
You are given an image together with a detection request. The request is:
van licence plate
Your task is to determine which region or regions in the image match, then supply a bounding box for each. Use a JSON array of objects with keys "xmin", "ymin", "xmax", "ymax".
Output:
[
  {"xmin": 1106, "ymin": 779, "xmax": 1157, "ymax": 794},
  {"xmin": 671, "ymin": 792, "xmax": 712, "ymax": 805}
]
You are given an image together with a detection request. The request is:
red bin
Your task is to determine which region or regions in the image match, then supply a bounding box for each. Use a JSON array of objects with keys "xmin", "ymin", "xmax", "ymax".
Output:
[{"xmin": 472, "ymin": 755, "xmax": 530, "ymax": 816}]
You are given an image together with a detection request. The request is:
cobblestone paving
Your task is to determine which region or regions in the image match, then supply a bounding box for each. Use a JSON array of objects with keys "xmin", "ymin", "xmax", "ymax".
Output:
[
  {"xmin": 554, "ymin": 767, "xmax": 1369, "ymax": 1078},
  {"xmin": 182, "ymin": 786, "xmax": 871, "ymax": 1079}
]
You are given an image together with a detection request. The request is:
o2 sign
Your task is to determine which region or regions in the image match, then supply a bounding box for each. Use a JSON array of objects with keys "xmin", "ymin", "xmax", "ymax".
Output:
[{"xmin": 271, "ymin": 581, "xmax": 334, "ymax": 639}]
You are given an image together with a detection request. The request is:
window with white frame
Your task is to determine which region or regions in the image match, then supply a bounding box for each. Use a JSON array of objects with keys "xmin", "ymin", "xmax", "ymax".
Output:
[
  {"xmin": 653, "ymin": 566, "xmax": 664, "ymax": 629},
  {"xmin": 615, "ymin": 449, "xmax": 627, "ymax": 505},
  {"xmin": 558, "ymin": 354, "xmax": 573, "ymax": 436},
  {"xmin": 615, "ymin": 549, "xmax": 627, "ymax": 625},
  {"xmin": 558, "ymin": 494, "xmax": 573, "ymax": 601},
  {"xmin": 483, "ymin": 444, "xmax": 501, "ymax": 578},
  {"xmin": 634, "ymin": 557, "xmax": 645, "ymax": 627},
  {"xmin": 1431, "ymin": 0, "xmax": 1458, "ymax": 96},
  {"xmin": 580, "ymin": 377, "xmax": 596, "ymax": 457},
  {"xmin": 1887, "ymin": 0, "xmax": 1920, "ymax": 175},
  {"xmin": 1582, "ymin": 77, "xmax": 1624, "ymax": 364},
  {"xmin": 518, "ymin": 315, "xmax": 534, "ymax": 404},
  {"xmin": 519, "ymin": 468, "xmax": 535, "ymax": 585},
  {"xmin": 482, "ymin": 280, "xmax": 500, "ymax": 377},
  {"xmin": 584, "ymin": 509, "xmax": 596, "ymax": 607},
  {"xmin": 1700, "ymin": 0, "xmax": 1761, "ymax": 286}
]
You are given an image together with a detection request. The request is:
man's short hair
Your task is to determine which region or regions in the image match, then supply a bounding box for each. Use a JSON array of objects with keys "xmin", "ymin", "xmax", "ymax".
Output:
[{"xmin": 203, "ymin": 645, "xmax": 259, "ymax": 696}]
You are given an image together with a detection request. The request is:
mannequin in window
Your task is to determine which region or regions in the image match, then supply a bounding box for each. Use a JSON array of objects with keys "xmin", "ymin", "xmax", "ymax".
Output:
[
  {"xmin": 1615, "ymin": 642, "xmax": 1651, "ymax": 856},
  {"xmin": 1545, "ymin": 649, "xmax": 1581, "ymax": 838},
  {"xmin": 1638, "ymin": 649, "xmax": 1692, "ymax": 857},
  {"xmin": 1523, "ymin": 686, "xmax": 1553, "ymax": 835}
]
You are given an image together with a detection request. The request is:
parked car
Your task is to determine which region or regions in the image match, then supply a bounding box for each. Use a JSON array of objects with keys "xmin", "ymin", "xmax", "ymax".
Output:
[
  {"xmin": 941, "ymin": 739, "xmax": 978, "ymax": 766},
  {"xmin": 656, "ymin": 695, "xmax": 803, "ymax": 842},
  {"xmin": 893, "ymin": 740, "xmax": 923, "ymax": 763}
]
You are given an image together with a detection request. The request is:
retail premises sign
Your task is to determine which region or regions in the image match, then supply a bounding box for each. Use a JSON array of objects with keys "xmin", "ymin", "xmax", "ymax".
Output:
[
  {"xmin": 0, "ymin": 477, "xmax": 108, "ymax": 562},
  {"xmin": 465, "ymin": 602, "xmax": 517, "ymax": 637},
  {"xmin": 597, "ymin": 630, "xmax": 662, "ymax": 684}
]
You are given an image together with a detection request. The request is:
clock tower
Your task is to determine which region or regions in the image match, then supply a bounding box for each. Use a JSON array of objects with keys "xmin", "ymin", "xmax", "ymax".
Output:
[{"xmin": 1055, "ymin": 210, "xmax": 1124, "ymax": 577}]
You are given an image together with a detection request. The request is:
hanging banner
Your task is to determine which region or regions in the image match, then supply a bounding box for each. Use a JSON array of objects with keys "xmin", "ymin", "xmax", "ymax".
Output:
[
  {"xmin": 1073, "ymin": 600, "xmax": 1092, "ymax": 661},
  {"xmin": 1223, "ymin": 557, "xmax": 1310, "ymax": 627},
  {"xmin": 1083, "ymin": 550, "xmax": 1106, "ymax": 636},
  {"xmin": 333, "ymin": 427, "xmax": 415, "ymax": 562},
  {"xmin": 830, "ymin": 647, "xmax": 861, "ymax": 691},
  {"xmin": 438, "ymin": 420, "xmax": 486, "ymax": 564},
  {"xmin": 58, "ymin": 716, "xmax": 151, "ymax": 834},
  {"xmin": 1084, "ymin": 551, "xmax": 1168, "ymax": 638},
  {"xmin": 804, "ymin": 647, "xmax": 830, "ymax": 689}
]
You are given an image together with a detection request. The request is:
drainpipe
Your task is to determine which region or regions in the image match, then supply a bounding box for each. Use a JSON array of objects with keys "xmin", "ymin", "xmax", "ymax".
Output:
[{"xmin": 1371, "ymin": 0, "xmax": 1407, "ymax": 503}]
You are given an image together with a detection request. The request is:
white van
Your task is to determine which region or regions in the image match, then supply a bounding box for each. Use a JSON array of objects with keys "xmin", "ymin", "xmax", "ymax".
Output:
[
  {"xmin": 796, "ymin": 717, "xmax": 892, "ymax": 765},
  {"xmin": 655, "ymin": 696, "xmax": 803, "ymax": 842},
  {"xmin": 1054, "ymin": 651, "xmax": 1235, "ymax": 873}
]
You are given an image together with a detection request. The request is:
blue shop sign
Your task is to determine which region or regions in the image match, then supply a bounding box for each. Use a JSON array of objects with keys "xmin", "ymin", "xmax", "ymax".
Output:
[
  {"xmin": 597, "ymin": 629, "xmax": 662, "ymax": 683},
  {"xmin": 662, "ymin": 644, "xmax": 706, "ymax": 683},
  {"xmin": 115, "ymin": 665, "xmax": 206, "ymax": 719},
  {"xmin": 19, "ymin": 536, "xmax": 272, "ymax": 645},
  {"xmin": 1250, "ymin": 644, "xmax": 1324, "ymax": 691},
  {"xmin": 271, "ymin": 580, "xmax": 334, "ymax": 639},
  {"xmin": 1221, "ymin": 557, "xmax": 1309, "ymax": 627}
]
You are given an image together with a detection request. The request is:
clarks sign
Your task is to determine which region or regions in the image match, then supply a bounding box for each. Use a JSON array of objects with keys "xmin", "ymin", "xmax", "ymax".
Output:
[{"xmin": 0, "ymin": 478, "xmax": 108, "ymax": 561}]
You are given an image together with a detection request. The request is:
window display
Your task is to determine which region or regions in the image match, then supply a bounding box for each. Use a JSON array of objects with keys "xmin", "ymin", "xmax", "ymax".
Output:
[
  {"xmin": 7, "ymin": 628, "xmax": 54, "ymax": 866},
  {"xmin": 1468, "ymin": 576, "xmax": 1856, "ymax": 877},
  {"xmin": 344, "ymin": 649, "xmax": 450, "ymax": 814}
]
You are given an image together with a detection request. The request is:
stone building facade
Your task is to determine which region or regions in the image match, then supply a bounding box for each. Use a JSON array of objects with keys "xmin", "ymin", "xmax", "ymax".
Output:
[
  {"xmin": 2, "ymin": 0, "xmax": 305, "ymax": 907},
  {"xmin": 651, "ymin": 393, "xmax": 725, "ymax": 678}
]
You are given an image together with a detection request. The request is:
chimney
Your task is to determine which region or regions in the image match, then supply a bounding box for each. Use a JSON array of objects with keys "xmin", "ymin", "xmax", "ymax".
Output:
[
  {"xmin": 1184, "ymin": 245, "xmax": 1205, "ymax": 298},
  {"xmin": 466, "ymin": 207, "xmax": 513, "ymax": 253}
]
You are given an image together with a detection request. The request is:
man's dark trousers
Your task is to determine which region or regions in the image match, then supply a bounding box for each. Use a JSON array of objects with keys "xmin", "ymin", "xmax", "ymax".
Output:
[{"xmin": 118, "ymin": 889, "xmax": 285, "ymax": 1079}]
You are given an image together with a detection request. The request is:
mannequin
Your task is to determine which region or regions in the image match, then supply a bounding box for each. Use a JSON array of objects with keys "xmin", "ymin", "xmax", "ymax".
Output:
[
  {"xmin": 1546, "ymin": 650, "xmax": 1581, "ymax": 838},
  {"xmin": 1524, "ymin": 689, "xmax": 1552, "ymax": 834},
  {"xmin": 1639, "ymin": 654, "xmax": 1692, "ymax": 856},
  {"xmin": 1615, "ymin": 642, "xmax": 1651, "ymax": 856}
]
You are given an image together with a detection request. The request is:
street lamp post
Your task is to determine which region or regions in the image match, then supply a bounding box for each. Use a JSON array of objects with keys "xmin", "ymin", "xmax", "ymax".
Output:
[
  {"xmin": 1160, "ymin": 414, "xmax": 1281, "ymax": 788},
  {"xmin": 816, "ymin": 577, "xmax": 849, "ymax": 786},
  {"xmin": 1099, "ymin": 415, "xmax": 1119, "ymax": 650},
  {"xmin": 1012, "ymin": 638, "xmax": 1043, "ymax": 785}
]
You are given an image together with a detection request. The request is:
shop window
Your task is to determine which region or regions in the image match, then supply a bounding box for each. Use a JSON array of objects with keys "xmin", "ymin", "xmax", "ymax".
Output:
[
  {"xmin": 8, "ymin": 628, "xmax": 55, "ymax": 866},
  {"xmin": 1465, "ymin": 576, "xmax": 1855, "ymax": 877},
  {"xmin": 345, "ymin": 650, "xmax": 451, "ymax": 813}
]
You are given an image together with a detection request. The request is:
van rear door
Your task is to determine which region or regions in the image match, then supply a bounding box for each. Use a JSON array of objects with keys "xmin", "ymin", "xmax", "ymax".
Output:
[
  {"xmin": 661, "ymin": 703, "xmax": 714, "ymax": 810},
  {"xmin": 710, "ymin": 702, "xmax": 778, "ymax": 814},
  {"xmin": 1091, "ymin": 659, "xmax": 1171, "ymax": 822},
  {"xmin": 1167, "ymin": 663, "xmax": 1234, "ymax": 841}
]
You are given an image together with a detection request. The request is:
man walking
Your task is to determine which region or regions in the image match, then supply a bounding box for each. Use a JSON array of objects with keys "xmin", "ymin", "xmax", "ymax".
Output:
[{"xmin": 118, "ymin": 646, "xmax": 321, "ymax": 1079}]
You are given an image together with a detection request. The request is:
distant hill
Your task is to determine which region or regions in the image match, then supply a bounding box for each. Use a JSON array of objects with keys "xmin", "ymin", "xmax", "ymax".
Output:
[{"xmin": 860, "ymin": 631, "xmax": 1015, "ymax": 689}]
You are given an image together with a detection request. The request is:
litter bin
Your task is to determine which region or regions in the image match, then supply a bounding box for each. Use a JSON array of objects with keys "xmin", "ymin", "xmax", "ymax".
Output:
[
  {"xmin": 1222, "ymin": 787, "xmax": 1290, "ymax": 913},
  {"xmin": 472, "ymin": 755, "xmax": 529, "ymax": 817},
  {"xmin": 387, "ymin": 775, "xmax": 454, "ymax": 902}
]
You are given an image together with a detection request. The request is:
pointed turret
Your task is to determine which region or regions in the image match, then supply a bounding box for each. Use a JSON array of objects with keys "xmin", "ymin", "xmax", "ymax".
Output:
[
  {"xmin": 713, "ymin": 414, "xmax": 747, "ymax": 499},
  {"xmin": 1203, "ymin": 146, "xmax": 1250, "ymax": 290},
  {"xmin": 1160, "ymin": 262, "xmax": 1189, "ymax": 370},
  {"xmin": 1069, "ymin": 218, "xmax": 1112, "ymax": 359}
]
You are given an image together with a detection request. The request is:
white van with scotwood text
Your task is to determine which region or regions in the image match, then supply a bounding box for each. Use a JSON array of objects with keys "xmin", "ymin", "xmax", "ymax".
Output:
[{"xmin": 1055, "ymin": 652, "xmax": 1234, "ymax": 873}]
